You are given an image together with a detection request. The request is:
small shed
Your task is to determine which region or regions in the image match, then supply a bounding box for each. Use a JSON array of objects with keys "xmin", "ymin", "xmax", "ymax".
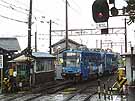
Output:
[
  {"xmin": 122, "ymin": 48, "xmax": 135, "ymax": 85},
  {"xmin": 9, "ymin": 52, "xmax": 56, "ymax": 87},
  {"xmin": 32, "ymin": 52, "xmax": 56, "ymax": 85}
]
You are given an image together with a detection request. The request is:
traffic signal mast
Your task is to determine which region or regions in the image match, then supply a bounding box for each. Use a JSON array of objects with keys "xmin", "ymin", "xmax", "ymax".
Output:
[{"xmin": 92, "ymin": 0, "xmax": 135, "ymax": 24}]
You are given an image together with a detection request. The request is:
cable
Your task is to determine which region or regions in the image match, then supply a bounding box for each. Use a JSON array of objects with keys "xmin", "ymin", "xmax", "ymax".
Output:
[
  {"xmin": 15, "ymin": 0, "xmax": 64, "ymax": 28},
  {"xmin": 61, "ymin": 0, "xmax": 80, "ymax": 15},
  {"xmin": 0, "ymin": 0, "xmax": 28, "ymax": 11},
  {"xmin": 0, "ymin": 14, "xmax": 27, "ymax": 23},
  {"xmin": 0, "ymin": 3, "xmax": 28, "ymax": 15},
  {"xmin": 69, "ymin": 0, "xmax": 81, "ymax": 14},
  {"xmin": 69, "ymin": 0, "xmax": 81, "ymax": 10}
]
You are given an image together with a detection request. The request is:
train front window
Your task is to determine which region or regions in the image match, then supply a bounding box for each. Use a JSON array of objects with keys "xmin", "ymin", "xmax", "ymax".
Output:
[
  {"xmin": 63, "ymin": 52, "xmax": 80, "ymax": 67},
  {"xmin": 65, "ymin": 58, "xmax": 80, "ymax": 67}
]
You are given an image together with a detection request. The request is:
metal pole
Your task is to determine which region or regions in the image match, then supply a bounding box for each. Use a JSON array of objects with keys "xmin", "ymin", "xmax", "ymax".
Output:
[
  {"xmin": 35, "ymin": 31, "xmax": 37, "ymax": 52},
  {"xmin": 65, "ymin": 0, "xmax": 68, "ymax": 50},
  {"xmin": 49, "ymin": 20, "xmax": 52, "ymax": 54},
  {"xmin": 125, "ymin": 18, "xmax": 127, "ymax": 53},
  {"xmin": 111, "ymin": 42, "xmax": 113, "ymax": 49},
  {"xmin": 131, "ymin": 47, "xmax": 133, "ymax": 85},
  {"xmin": 28, "ymin": 0, "xmax": 33, "ymax": 88},
  {"xmin": 96, "ymin": 40, "xmax": 98, "ymax": 48},
  {"xmin": 121, "ymin": 44, "xmax": 123, "ymax": 54},
  {"xmin": 28, "ymin": 0, "xmax": 32, "ymax": 56},
  {"xmin": 100, "ymin": 40, "xmax": 102, "ymax": 49},
  {"xmin": 103, "ymin": 83, "xmax": 106, "ymax": 100}
]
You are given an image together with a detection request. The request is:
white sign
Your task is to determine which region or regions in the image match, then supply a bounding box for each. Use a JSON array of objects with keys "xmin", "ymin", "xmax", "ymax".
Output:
[
  {"xmin": 96, "ymin": 22, "xmax": 107, "ymax": 29},
  {"xmin": 0, "ymin": 55, "xmax": 3, "ymax": 68}
]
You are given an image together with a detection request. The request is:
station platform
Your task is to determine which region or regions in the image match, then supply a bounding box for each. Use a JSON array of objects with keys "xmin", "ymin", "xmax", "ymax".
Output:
[{"xmin": 90, "ymin": 87, "xmax": 135, "ymax": 101}]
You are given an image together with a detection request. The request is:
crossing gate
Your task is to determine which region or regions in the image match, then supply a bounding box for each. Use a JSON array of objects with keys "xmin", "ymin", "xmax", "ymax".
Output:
[{"xmin": 111, "ymin": 77, "xmax": 127, "ymax": 93}]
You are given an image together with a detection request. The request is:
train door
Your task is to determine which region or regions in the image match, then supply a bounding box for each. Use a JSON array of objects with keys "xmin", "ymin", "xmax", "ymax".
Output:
[
  {"xmin": 81, "ymin": 53, "xmax": 89, "ymax": 80},
  {"xmin": 105, "ymin": 53, "xmax": 113, "ymax": 74},
  {"xmin": 97, "ymin": 54, "xmax": 104, "ymax": 76}
]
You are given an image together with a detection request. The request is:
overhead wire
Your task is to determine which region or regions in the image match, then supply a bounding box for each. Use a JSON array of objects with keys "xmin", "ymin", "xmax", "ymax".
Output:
[
  {"xmin": 69, "ymin": 0, "xmax": 81, "ymax": 10},
  {"xmin": 61, "ymin": 0, "xmax": 81, "ymax": 15},
  {"xmin": 0, "ymin": 0, "xmax": 64, "ymax": 33},
  {"xmin": 0, "ymin": 14, "xmax": 27, "ymax": 23},
  {"xmin": 15, "ymin": 0, "xmax": 65, "ymax": 28},
  {"xmin": 0, "ymin": 0, "xmax": 28, "ymax": 23},
  {"xmin": 0, "ymin": 3, "xmax": 28, "ymax": 15},
  {"xmin": 14, "ymin": 0, "xmax": 61, "ymax": 27},
  {"xmin": 0, "ymin": 0, "xmax": 28, "ymax": 11}
]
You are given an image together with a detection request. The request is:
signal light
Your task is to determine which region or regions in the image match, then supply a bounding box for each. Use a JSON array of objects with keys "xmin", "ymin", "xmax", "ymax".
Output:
[{"xmin": 92, "ymin": 0, "xmax": 109, "ymax": 23}]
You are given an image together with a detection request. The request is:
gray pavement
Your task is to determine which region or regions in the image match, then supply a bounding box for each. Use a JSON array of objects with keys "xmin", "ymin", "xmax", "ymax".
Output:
[
  {"xmin": 90, "ymin": 87, "xmax": 135, "ymax": 101},
  {"xmin": 127, "ymin": 87, "xmax": 135, "ymax": 101}
]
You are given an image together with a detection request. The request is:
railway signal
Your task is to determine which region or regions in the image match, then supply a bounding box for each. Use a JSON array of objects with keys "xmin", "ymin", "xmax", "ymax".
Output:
[{"xmin": 92, "ymin": 0, "xmax": 109, "ymax": 23}]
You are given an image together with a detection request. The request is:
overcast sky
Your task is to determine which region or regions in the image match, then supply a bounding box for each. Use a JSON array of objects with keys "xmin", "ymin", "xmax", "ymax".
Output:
[{"xmin": 0, "ymin": 0, "xmax": 134, "ymax": 53}]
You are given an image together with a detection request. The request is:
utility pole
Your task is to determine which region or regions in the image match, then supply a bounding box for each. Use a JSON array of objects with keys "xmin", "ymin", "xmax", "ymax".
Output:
[
  {"xmin": 28, "ymin": 0, "xmax": 33, "ymax": 87},
  {"xmin": 49, "ymin": 20, "xmax": 52, "ymax": 54},
  {"xmin": 28, "ymin": 0, "xmax": 32, "ymax": 56},
  {"xmin": 65, "ymin": 0, "xmax": 68, "ymax": 50}
]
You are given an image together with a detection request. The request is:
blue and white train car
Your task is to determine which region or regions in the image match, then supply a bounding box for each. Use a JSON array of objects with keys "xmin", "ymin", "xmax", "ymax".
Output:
[{"xmin": 61, "ymin": 49, "xmax": 118, "ymax": 81}]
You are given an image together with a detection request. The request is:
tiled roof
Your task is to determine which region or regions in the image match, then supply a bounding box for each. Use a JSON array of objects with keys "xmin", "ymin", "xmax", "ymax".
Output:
[
  {"xmin": 0, "ymin": 37, "xmax": 20, "ymax": 51},
  {"xmin": 51, "ymin": 38, "xmax": 83, "ymax": 47}
]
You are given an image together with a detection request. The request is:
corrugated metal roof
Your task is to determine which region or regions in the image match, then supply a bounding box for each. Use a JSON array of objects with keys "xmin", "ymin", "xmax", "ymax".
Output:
[
  {"xmin": 32, "ymin": 52, "xmax": 56, "ymax": 58},
  {"xmin": 51, "ymin": 38, "xmax": 83, "ymax": 47},
  {"xmin": 0, "ymin": 37, "xmax": 20, "ymax": 51}
]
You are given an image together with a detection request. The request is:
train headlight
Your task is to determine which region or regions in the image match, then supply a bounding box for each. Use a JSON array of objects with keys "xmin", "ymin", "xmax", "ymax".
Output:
[
  {"xmin": 62, "ymin": 73, "xmax": 66, "ymax": 76},
  {"xmin": 77, "ymin": 69, "xmax": 81, "ymax": 73},
  {"xmin": 75, "ymin": 73, "xmax": 80, "ymax": 76}
]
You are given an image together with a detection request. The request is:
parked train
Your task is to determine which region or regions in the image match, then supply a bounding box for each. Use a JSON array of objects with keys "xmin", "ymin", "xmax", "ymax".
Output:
[{"xmin": 61, "ymin": 48, "xmax": 119, "ymax": 81}]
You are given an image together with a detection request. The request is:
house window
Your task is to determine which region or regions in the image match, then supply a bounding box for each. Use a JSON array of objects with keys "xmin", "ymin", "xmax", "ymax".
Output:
[{"xmin": 36, "ymin": 59, "xmax": 54, "ymax": 72}]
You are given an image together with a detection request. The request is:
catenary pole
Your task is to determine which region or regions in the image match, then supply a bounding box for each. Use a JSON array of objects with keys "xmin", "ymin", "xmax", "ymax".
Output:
[
  {"xmin": 49, "ymin": 20, "xmax": 52, "ymax": 54},
  {"xmin": 66, "ymin": 0, "xmax": 68, "ymax": 50},
  {"xmin": 124, "ymin": 18, "xmax": 127, "ymax": 53}
]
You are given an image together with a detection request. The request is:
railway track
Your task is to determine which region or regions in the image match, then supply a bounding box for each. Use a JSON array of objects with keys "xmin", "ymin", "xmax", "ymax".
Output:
[
  {"xmin": 0, "ymin": 80, "xmax": 74, "ymax": 101},
  {"xmin": 62, "ymin": 74, "xmax": 117, "ymax": 101},
  {"xmin": 0, "ymin": 74, "xmax": 116, "ymax": 101}
]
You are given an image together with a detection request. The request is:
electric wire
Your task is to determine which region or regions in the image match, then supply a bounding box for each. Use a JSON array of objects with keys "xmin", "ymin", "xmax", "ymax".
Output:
[
  {"xmin": 0, "ymin": 0, "xmax": 28, "ymax": 11},
  {"xmin": 0, "ymin": 14, "xmax": 27, "ymax": 23},
  {"xmin": 0, "ymin": 3, "xmax": 28, "ymax": 15},
  {"xmin": 15, "ymin": 0, "xmax": 64, "ymax": 28},
  {"xmin": 61, "ymin": 0, "xmax": 80, "ymax": 14}
]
